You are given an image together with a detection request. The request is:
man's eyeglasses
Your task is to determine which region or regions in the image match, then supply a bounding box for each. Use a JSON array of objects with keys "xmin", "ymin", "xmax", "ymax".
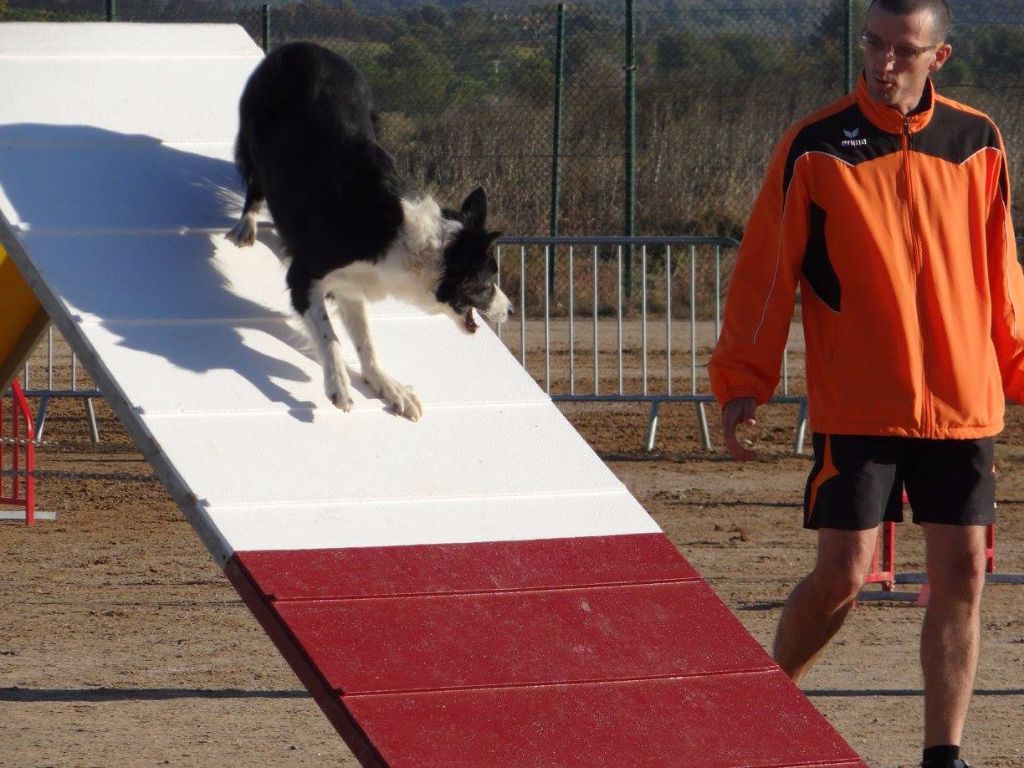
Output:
[{"xmin": 858, "ymin": 31, "xmax": 939, "ymax": 61}]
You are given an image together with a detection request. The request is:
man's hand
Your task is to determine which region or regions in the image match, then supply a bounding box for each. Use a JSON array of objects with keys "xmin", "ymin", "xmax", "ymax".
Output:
[{"xmin": 721, "ymin": 397, "xmax": 758, "ymax": 461}]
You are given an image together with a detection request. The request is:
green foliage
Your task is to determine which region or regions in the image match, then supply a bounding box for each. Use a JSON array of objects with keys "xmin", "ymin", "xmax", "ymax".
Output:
[
  {"xmin": 717, "ymin": 32, "xmax": 782, "ymax": 76},
  {"xmin": 376, "ymin": 35, "xmax": 456, "ymax": 116},
  {"xmin": 653, "ymin": 29, "xmax": 700, "ymax": 72},
  {"xmin": 950, "ymin": 24, "xmax": 1024, "ymax": 84},
  {"xmin": 507, "ymin": 47, "xmax": 554, "ymax": 106}
]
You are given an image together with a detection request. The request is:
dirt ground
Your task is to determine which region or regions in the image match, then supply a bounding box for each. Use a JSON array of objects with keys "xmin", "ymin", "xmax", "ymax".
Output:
[{"xmin": 2, "ymin": 360, "xmax": 1023, "ymax": 767}]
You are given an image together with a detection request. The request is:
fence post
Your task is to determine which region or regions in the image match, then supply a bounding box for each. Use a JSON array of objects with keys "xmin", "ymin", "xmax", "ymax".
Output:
[
  {"xmin": 262, "ymin": 4, "xmax": 271, "ymax": 52},
  {"xmin": 844, "ymin": 0, "xmax": 855, "ymax": 92},
  {"xmin": 549, "ymin": 3, "xmax": 566, "ymax": 292},
  {"xmin": 106, "ymin": 0, "xmax": 115, "ymax": 21},
  {"xmin": 623, "ymin": 0, "xmax": 637, "ymax": 296}
]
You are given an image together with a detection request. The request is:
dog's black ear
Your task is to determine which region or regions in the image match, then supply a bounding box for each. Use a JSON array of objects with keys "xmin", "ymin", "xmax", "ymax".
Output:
[
  {"xmin": 487, "ymin": 230, "xmax": 503, "ymax": 245},
  {"xmin": 460, "ymin": 187, "xmax": 487, "ymax": 229}
]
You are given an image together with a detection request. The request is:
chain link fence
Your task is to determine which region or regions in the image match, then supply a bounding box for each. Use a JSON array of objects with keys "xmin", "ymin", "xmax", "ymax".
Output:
[{"xmin": 5, "ymin": 0, "xmax": 1022, "ymax": 240}]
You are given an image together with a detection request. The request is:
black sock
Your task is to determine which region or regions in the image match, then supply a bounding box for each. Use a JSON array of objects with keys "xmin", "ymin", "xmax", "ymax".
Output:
[{"xmin": 922, "ymin": 745, "xmax": 960, "ymax": 767}]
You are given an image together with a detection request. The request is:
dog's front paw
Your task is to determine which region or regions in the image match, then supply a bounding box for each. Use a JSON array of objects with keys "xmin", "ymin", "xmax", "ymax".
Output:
[
  {"xmin": 328, "ymin": 389, "xmax": 354, "ymax": 411},
  {"xmin": 323, "ymin": 374, "xmax": 354, "ymax": 412},
  {"xmin": 226, "ymin": 217, "xmax": 257, "ymax": 247},
  {"xmin": 365, "ymin": 370, "xmax": 422, "ymax": 421}
]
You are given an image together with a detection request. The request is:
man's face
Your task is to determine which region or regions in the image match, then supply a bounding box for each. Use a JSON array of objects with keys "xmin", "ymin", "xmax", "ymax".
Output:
[{"xmin": 862, "ymin": 4, "xmax": 951, "ymax": 115}]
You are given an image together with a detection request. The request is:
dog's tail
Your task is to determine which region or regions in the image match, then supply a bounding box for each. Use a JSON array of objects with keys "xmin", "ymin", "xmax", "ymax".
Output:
[{"xmin": 234, "ymin": 132, "xmax": 256, "ymax": 191}]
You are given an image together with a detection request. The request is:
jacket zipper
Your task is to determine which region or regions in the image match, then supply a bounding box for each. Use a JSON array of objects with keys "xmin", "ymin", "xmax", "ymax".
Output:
[{"xmin": 902, "ymin": 116, "xmax": 933, "ymax": 435}]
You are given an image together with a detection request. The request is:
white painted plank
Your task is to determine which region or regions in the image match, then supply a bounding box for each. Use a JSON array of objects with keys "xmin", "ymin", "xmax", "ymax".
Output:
[
  {"xmin": 207, "ymin": 493, "xmax": 658, "ymax": 552},
  {"xmin": 76, "ymin": 317, "xmax": 545, "ymax": 415},
  {"xmin": 0, "ymin": 22, "xmax": 260, "ymax": 57},
  {"xmin": 0, "ymin": 143, "xmax": 240, "ymax": 232},
  {"xmin": 142, "ymin": 406, "xmax": 625, "ymax": 510},
  {"xmin": 20, "ymin": 233, "xmax": 490, "ymax": 323},
  {"xmin": 0, "ymin": 58, "xmax": 258, "ymax": 144},
  {"xmin": 18, "ymin": 233, "xmax": 286, "ymax": 322}
]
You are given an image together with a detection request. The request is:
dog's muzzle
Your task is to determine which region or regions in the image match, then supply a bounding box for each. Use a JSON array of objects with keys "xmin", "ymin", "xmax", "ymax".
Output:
[
  {"xmin": 483, "ymin": 286, "xmax": 512, "ymax": 324},
  {"xmin": 458, "ymin": 287, "xmax": 512, "ymax": 334}
]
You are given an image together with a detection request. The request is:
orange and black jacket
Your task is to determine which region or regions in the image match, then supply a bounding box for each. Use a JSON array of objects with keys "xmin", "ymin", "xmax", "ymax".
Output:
[{"xmin": 709, "ymin": 75, "xmax": 1024, "ymax": 439}]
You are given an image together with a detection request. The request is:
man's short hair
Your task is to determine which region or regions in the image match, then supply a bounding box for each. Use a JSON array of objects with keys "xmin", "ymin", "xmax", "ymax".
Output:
[{"xmin": 868, "ymin": 0, "xmax": 951, "ymax": 42}]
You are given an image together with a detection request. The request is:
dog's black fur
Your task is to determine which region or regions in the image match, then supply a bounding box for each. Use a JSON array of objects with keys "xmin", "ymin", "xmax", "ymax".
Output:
[{"xmin": 227, "ymin": 42, "xmax": 509, "ymax": 418}]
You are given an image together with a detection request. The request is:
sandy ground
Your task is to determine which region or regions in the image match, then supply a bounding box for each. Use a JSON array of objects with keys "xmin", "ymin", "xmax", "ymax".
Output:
[{"xmin": 2, "ymin": 337, "xmax": 1023, "ymax": 768}]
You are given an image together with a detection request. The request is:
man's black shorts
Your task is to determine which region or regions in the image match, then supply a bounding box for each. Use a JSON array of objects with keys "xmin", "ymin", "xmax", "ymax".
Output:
[{"xmin": 803, "ymin": 433, "xmax": 996, "ymax": 530}]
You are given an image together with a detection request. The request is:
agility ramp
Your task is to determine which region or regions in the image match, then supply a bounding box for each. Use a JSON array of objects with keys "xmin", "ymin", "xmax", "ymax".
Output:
[{"xmin": 0, "ymin": 24, "xmax": 864, "ymax": 767}]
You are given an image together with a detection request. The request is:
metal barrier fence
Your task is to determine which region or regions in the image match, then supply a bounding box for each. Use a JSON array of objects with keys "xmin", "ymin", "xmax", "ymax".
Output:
[
  {"xmin": 12, "ymin": 236, "xmax": 1024, "ymax": 453},
  {"xmin": 11, "ymin": 326, "xmax": 100, "ymax": 443},
  {"xmin": 494, "ymin": 236, "xmax": 807, "ymax": 452}
]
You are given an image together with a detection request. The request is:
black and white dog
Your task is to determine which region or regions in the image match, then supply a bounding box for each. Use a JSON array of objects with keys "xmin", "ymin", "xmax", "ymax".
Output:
[{"xmin": 226, "ymin": 42, "xmax": 511, "ymax": 420}]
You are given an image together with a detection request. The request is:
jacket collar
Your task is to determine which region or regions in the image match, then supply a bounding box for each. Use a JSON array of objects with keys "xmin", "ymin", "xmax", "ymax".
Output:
[{"xmin": 854, "ymin": 72, "xmax": 935, "ymax": 134}]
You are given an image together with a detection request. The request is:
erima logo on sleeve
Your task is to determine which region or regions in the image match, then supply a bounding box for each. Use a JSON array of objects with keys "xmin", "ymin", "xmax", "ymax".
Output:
[{"xmin": 841, "ymin": 127, "xmax": 868, "ymax": 147}]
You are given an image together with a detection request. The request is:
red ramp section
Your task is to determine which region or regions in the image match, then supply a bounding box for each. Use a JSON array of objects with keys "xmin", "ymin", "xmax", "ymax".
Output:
[
  {"xmin": 231, "ymin": 535, "xmax": 862, "ymax": 767},
  {"xmin": 0, "ymin": 23, "xmax": 864, "ymax": 768}
]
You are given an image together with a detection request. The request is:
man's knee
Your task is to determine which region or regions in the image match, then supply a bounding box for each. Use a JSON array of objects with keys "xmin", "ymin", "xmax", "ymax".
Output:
[
  {"xmin": 809, "ymin": 528, "xmax": 878, "ymax": 608},
  {"xmin": 927, "ymin": 547, "xmax": 987, "ymax": 601},
  {"xmin": 807, "ymin": 563, "xmax": 866, "ymax": 609},
  {"xmin": 924, "ymin": 524, "xmax": 988, "ymax": 602}
]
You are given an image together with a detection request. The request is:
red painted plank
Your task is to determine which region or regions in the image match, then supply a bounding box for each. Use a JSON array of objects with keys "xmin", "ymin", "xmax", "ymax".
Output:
[
  {"xmin": 236, "ymin": 533, "xmax": 696, "ymax": 600},
  {"xmin": 274, "ymin": 581, "xmax": 774, "ymax": 695},
  {"xmin": 228, "ymin": 537, "xmax": 863, "ymax": 767},
  {"xmin": 222, "ymin": 557, "xmax": 387, "ymax": 768},
  {"xmin": 344, "ymin": 672, "xmax": 866, "ymax": 768}
]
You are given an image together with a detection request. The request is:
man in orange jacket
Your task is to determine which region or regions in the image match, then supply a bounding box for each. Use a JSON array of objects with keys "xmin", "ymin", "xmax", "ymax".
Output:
[{"xmin": 709, "ymin": 2, "xmax": 1024, "ymax": 767}]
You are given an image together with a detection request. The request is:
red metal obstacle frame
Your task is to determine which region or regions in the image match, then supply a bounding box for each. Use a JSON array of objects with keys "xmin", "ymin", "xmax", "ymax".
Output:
[
  {"xmin": 864, "ymin": 519, "xmax": 996, "ymax": 595},
  {"xmin": 1, "ymin": 380, "xmax": 36, "ymax": 525},
  {"xmin": 864, "ymin": 520, "xmax": 898, "ymax": 591}
]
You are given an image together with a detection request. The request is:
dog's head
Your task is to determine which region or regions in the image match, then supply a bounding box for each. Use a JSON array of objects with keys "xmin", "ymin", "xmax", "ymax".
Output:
[{"xmin": 436, "ymin": 187, "xmax": 512, "ymax": 333}]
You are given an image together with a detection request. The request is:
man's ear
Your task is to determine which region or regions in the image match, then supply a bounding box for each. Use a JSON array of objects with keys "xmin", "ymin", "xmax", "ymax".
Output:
[
  {"xmin": 930, "ymin": 42, "xmax": 952, "ymax": 73},
  {"xmin": 460, "ymin": 187, "xmax": 487, "ymax": 228}
]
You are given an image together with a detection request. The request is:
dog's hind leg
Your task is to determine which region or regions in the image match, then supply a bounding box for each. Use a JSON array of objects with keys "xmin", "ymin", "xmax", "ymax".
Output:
[
  {"xmin": 335, "ymin": 296, "xmax": 423, "ymax": 421},
  {"xmin": 226, "ymin": 132, "xmax": 264, "ymax": 247},
  {"xmin": 226, "ymin": 184, "xmax": 264, "ymax": 247},
  {"xmin": 289, "ymin": 267, "xmax": 354, "ymax": 410}
]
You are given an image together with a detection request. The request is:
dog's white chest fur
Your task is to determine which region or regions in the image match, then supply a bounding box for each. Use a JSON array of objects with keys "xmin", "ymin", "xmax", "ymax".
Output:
[{"xmin": 321, "ymin": 195, "xmax": 458, "ymax": 311}]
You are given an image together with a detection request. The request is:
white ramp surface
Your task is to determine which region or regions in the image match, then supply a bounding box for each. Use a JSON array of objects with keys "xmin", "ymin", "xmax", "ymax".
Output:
[{"xmin": 0, "ymin": 24, "xmax": 864, "ymax": 768}]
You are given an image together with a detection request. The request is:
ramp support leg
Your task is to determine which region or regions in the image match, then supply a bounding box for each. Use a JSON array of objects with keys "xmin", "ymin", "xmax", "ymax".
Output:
[
  {"xmin": 86, "ymin": 397, "xmax": 100, "ymax": 443},
  {"xmin": 644, "ymin": 400, "xmax": 660, "ymax": 452},
  {"xmin": 696, "ymin": 401, "xmax": 711, "ymax": 451},
  {"xmin": 794, "ymin": 399, "xmax": 808, "ymax": 455}
]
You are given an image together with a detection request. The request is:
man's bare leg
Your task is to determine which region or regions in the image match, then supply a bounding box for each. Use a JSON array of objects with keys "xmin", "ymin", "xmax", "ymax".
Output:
[
  {"xmin": 773, "ymin": 526, "xmax": 879, "ymax": 683},
  {"xmin": 920, "ymin": 523, "xmax": 987, "ymax": 748}
]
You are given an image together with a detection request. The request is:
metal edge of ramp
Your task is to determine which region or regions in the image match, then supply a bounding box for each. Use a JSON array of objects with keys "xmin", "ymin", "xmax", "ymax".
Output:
[{"xmin": 0, "ymin": 217, "xmax": 233, "ymax": 563}]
